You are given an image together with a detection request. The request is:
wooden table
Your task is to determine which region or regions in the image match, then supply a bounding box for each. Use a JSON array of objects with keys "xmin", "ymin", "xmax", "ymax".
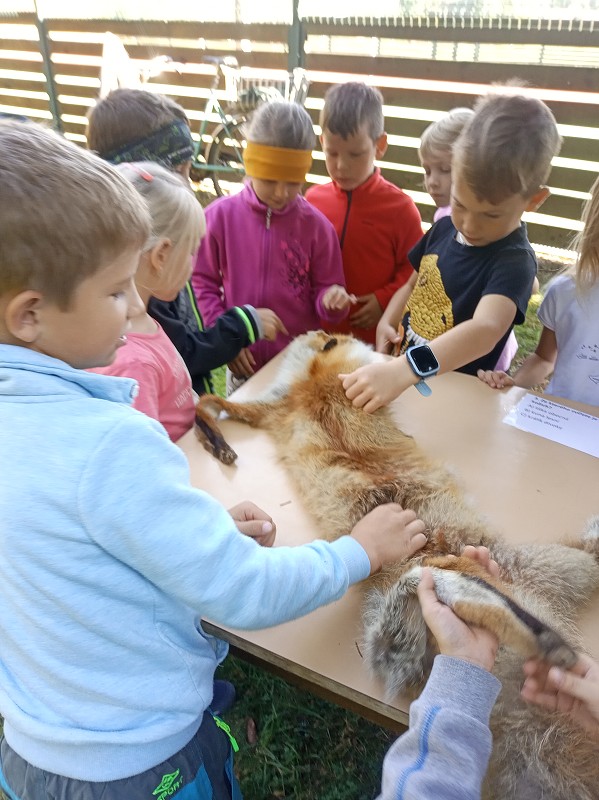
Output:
[{"xmin": 178, "ymin": 359, "xmax": 599, "ymax": 730}]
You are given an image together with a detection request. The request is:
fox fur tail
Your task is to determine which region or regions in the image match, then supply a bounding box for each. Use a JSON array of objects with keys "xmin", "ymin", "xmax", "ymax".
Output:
[{"xmin": 363, "ymin": 556, "xmax": 578, "ymax": 701}]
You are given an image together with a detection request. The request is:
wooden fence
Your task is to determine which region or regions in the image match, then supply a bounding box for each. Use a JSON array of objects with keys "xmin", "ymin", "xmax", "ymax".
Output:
[{"xmin": 1, "ymin": 12, "xmax": 599, "ymax": 247}]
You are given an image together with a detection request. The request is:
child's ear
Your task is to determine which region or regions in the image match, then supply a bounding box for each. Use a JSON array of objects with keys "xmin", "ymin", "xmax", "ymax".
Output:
[
  {"xmin": 4, "ymin": 290, "xmax": 44, "ymax": 343},
  {"xmin": 147, "ymin": 238, "xmax": 172, "ymax": 276},
  {"xmin": 526, "ymin": 186, "xmax": 550, "ymax": 213},
  {"xmin": 375, "ymin": 133, "xmax": 388, "ymax": 159}
]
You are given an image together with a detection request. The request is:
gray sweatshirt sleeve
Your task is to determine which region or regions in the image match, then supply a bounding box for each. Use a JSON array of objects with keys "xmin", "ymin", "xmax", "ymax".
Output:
[{"xmin": 378, "ymin": 655, "xmax": 501, "ymax": 800}]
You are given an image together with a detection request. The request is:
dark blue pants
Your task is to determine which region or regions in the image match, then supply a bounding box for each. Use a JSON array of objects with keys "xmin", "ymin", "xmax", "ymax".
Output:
[{"xmin": 0, "ymin": 712, "xmax": 242, "ymax": 799}]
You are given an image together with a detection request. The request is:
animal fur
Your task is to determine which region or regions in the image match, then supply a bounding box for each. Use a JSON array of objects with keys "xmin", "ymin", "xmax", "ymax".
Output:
[{"xmin": 195, "ymin": 331, "xmax": 599, "ymax": 799}]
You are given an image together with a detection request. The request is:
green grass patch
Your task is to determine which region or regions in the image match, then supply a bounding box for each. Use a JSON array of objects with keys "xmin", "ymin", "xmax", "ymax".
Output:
[{"xmin": 217, "ymin": 656, "xmax": 395, "ymax": 800}]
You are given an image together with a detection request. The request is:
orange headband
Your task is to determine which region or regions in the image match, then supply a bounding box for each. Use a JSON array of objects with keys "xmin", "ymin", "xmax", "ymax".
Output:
[{"xmin": 244, "ymin": 141, "xmax": 313, "ymax": 183}]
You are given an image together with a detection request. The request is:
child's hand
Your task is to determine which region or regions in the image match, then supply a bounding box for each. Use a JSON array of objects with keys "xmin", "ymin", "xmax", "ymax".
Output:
[
  {"xmin": 256, "ymin": 308, "xmax": 289, "ymax": 341},
  {"xmin": 521, "ymin": 653, "xmax": 599, "ymax": 735},
  {"xmin": 350, "ymin": 503, "xmax": 427, "ymax": 574},
  {"xmin": 476, "ymin": 368, "xmax": 515, "ymax": 390},
  {"xmin": 229, "ymin": 501, "xmax": 277, "ymax": 547},
  {"xmin": 376, "ymin": 321, "xmax": 402, "ymax": 355},
  {"xmin": 322, "ymin": 284, "xmax": 357, "ymax": 311},
  {"xmin": 339, "ymin": 360, "xmax": 407, "ymax": 413},
  {"xmin": 417, "ymin": 547, "xmax": 500, "ymax": 673},
  {"xmin": 229, "ymin": 348, "xmax": 255, "ymax": 377},
  {"xmin": 350, "ymin": 294, "xmax": 383, "ymax": 329}
]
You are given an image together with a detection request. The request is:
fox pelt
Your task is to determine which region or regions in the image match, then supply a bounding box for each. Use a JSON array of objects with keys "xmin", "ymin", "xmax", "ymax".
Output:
[{"xmin": 195, "ymin": 331, "xmax": 599, "ymax": 800}]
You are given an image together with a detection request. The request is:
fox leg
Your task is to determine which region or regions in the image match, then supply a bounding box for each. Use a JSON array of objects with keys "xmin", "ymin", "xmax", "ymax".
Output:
[
  {"xmin": 194, "ymin": 396, "xmax": 238, "ymax": 465},
  {"xmin": 194, "ymin": 396, "xmax": 278, "ymax": 465},
  {"xmin": 363, "ymin": 557, "xmax": 578, "ymax": 700},
  {"xmin": 489, "ymin": 518, "xmax": 599, "ymax": 619}
]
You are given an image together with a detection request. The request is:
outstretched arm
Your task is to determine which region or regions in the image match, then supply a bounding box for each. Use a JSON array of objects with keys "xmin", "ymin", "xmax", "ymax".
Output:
[
  {"xmin": 342, "ymin": 294, "xmax": 516, "ymax": 412},
  {"xmin": 478, "ymin": 326, "xmax": 557, "ymax": 390}
]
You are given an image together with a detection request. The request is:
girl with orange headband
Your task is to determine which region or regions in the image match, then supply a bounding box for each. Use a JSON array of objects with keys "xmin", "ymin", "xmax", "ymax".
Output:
[{"xmin": 192, "ymin": 101, "xmax": 354, "ymax": 392}]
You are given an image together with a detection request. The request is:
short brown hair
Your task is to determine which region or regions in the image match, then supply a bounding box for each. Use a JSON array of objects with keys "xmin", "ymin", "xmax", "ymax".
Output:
[
  {"xmin": 320, "ymin": 82, "xmax": 384, "ymax": 141},
  {"xmin": 86, "ymin": 88, "xmax": 189, "ymax": 157},
  {"xmin": 452, "ymin": 90, "xmax": 562, "ymax": 204},
  {"xmin": 0, "ymin": 120, "xmax": 150, "ymax": 309}
]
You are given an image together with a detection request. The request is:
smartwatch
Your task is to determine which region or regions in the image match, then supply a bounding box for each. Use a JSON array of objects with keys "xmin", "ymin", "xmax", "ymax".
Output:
[{"xmin": 405, "ymin": 345, "xmax": 439, "ymax": 397}]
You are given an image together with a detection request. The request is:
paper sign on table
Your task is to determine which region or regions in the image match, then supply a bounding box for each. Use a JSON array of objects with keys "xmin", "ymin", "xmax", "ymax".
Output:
[{"xmin": 503, "ymin": 394, "xmax": 599, "ymax": 459}]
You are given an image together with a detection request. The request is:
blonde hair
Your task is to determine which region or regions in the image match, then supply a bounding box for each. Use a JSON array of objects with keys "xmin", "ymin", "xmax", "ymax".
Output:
[
  {"xmin": 573, "ymin": 174, "xmax": 599, "ymax": 292},
  {"xmin": 453, "ymin": 90, "xmax": 562, "ymax": 204},
  {"xmin": 419, "ymin": 107, "xmax": 474, "ymax": 160},
  {"xmin": 115, "ymin": 162, "xmax": 205, "ymax": 262},
  {"xmin": 0, "ymin": 120, "xmax": 150, "ymax": 309}
]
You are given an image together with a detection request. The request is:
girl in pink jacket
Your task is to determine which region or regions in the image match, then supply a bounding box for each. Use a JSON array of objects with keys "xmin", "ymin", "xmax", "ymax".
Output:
[{"xmin": 192, "ymin": 102, "xmax": 354, "ymax": 390}]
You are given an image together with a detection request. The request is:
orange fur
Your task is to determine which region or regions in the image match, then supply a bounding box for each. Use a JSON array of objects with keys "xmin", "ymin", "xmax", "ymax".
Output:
[{"xmin": 195, "ymin": 332, "xmax": 599, "ymax": 798}]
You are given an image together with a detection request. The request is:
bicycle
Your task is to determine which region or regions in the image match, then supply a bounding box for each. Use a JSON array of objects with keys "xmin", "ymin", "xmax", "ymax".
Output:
[
  {"xmin": 99, "ymin": 34, "xmax": 310, "ymax": 197},
  {"xmin": 189, "ymin": 56, "xmax": 310, "ymax": 197}
]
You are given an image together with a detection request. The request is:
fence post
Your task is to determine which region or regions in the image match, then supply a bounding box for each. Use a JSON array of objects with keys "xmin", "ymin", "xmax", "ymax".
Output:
[
  {"xmin": 288, "ymin": 0, "xmax": 306, "ymax": 70},
  {"xmin": 34, "ymin": 1, "xmax": 63, "ymax": 132}
]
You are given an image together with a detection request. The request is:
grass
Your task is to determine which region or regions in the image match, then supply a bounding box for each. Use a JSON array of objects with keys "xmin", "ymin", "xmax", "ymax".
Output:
[
  {"xmin": 216, "ymin": 658, "xmax": 394, "ymax": 800},
  {"xmin": 208, "ymin": 264, "xmax": 559, "ymax": 799}
]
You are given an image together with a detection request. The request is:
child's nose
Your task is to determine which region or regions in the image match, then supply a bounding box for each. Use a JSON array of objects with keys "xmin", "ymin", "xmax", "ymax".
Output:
[
  {"xmin": 127, "ymin": 284, "xmax": 145, "ymax": 318},
  {"xmin": 272, "ymin": 182, "xmax": 288, "ymax": 201}
]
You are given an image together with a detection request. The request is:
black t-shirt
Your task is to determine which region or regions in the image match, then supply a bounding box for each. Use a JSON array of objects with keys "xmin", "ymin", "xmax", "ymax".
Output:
[{"xmin": 405, "ymin": 216, "xmax": 537, "ymax": 374}]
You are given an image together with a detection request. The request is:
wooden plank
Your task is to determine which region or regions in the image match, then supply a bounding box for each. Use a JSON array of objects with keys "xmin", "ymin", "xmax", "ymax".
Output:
[
  {"xmin": 0, "ymin": 12, "xmax": 36, "ymax": 24},
  {"xmin": 44, "ymin": 19, "xmax": 288, "ymax": 43},
  {"xmin": 308, "ymin": 78, "xmax": 599, "ymax": 129},
  {"xmin": 304, "ymin": 19, "xmax": 599, "ymax": 47},
  {"xmin": 305, "ymin": 53, "xmax": 598, "ymax": 93},
  {"xmin": 52, "ymin": 62, "xmax": 107, "ymax": 81},
  {"xmin": 0, "ymin": 93, "xmax": 50, "ymax": 113}
]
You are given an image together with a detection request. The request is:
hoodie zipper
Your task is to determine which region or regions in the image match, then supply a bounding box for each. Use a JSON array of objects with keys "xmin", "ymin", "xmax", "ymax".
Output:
[
  {"xmin": 339, "ymin": 191, "xmax": 352, "ymax": 250},
  {"xmin": 266, "ymin": 208, "xmax": 272, "ymax": 230}
]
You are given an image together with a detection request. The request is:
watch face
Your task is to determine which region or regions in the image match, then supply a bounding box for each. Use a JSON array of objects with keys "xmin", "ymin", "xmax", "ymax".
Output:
[{"xmin": 408, "ymin": 346, "xmax": 439, "ymax": 375}]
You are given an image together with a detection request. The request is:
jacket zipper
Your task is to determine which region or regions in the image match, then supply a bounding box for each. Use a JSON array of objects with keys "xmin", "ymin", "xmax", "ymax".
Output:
[
  {"xmin": 261, "ymin": 207, "xmax": 272, "ymax": 305},
  {"xmin": 339, "ymin": 191, "xmax": 352, "ymax": 250}
]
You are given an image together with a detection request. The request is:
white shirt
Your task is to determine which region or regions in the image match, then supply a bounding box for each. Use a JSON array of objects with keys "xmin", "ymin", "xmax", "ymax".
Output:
[{"xmin": 538, "ymin": 273, "xmax": 599, "ymax": 407}]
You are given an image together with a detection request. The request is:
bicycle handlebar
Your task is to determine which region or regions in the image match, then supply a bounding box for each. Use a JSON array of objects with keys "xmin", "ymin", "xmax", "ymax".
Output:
[{"xmin": 203, "ymin": 55, "xmax": 239, "ymax": 68}]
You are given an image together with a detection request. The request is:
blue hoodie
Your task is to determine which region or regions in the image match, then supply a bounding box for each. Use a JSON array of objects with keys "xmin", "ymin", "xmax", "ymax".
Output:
[{"xmin": 0, "ymin": 345, "xmax": 370, "ymax": 781}]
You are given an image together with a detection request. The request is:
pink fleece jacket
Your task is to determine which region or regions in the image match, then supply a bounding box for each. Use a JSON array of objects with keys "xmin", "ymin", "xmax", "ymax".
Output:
[{"xmin": 192, "ymin": 183, "xmax": 348, "ymax": 371}]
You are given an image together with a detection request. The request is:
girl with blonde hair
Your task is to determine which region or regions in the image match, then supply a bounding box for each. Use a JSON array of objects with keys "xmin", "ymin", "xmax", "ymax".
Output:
[{"xmin": 91, "ymin": 161, "xmax": 204, "ymax": 440}]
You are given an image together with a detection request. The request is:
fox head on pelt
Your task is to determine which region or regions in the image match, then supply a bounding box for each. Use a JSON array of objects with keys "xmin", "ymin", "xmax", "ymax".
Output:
[{"xmin": 275, "ymin": 331, "xmax": 381, "ymax": 394}]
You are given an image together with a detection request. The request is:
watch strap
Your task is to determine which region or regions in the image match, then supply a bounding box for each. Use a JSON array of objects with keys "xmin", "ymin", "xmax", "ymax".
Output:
[{"xmin": 413, "ymin": 378, "xmax": 432, "ymax": 397}]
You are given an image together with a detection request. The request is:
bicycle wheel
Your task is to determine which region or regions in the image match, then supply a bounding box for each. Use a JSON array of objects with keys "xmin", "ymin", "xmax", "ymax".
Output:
[{"xmin": 205, "ymin": 115, "xmax": 247, "ymax": 197}]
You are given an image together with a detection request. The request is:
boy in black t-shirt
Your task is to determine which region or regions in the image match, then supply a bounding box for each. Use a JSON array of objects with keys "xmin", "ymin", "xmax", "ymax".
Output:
[{"xmin": 340, "ymin": 90, "xmax": 562, "ymax": 412}]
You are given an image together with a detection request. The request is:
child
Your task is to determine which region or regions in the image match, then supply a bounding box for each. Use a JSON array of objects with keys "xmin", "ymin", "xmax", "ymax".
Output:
[
  {"xmin": 341, "ymin": 90, "xmax": 561, "ymax": 413},
  {"xmin": 419, "ymin": 107, "xmax": 474, "ymax": 224},
  {"xmin": 89, "ymin": 161, "xmax": 203, "ymax": 441},
  {"xmin": 87, "ymin": 88, "xmax": 287, "ymax": 395},
  {"xmin": 305, "ymin": 82, "xmax": 423, "ymax": 346},
  {"xmin": 478, "ymin": 173, "xmax": 599, "ymax": 407},
  {"xmin": 0, "ymin": 120, "xmax": 427, "ymax": 799},
  {"xmin": 418, "ymin": 106, "xmax": 520, "ymax": 373},
  {"xmin": 192, "ymin": 101, "xmax": 354, "ymax": 385}
]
